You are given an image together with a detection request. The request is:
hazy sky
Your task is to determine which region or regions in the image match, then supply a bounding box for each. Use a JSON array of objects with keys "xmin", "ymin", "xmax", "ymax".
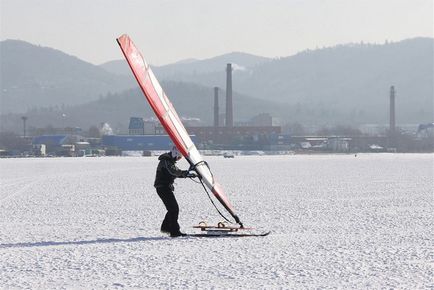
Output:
[{"xmin": 1, "ymin": 0, "xmax": 432, "ymax": 65}]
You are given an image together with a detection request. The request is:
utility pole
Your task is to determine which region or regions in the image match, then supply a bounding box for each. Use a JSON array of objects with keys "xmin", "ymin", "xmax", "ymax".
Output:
[
  {"xmin": 389, "ymin": 86, "xmax": 395, "ymax": 136},
  {"xmin": 389, "ymin": 86, "xmax": 396, "ymax": 150},
  {"xmin": 21, "ymin": 116, "xmax": 28, "ymax": 137}
]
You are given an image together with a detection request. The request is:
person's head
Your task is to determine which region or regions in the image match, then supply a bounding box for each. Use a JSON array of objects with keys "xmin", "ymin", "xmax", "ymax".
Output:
[{"xmin": 170, "ymin": 145, "xmax": 182, "ymax": 161}]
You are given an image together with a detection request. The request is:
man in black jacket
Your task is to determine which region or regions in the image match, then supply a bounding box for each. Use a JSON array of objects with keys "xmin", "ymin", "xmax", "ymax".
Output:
[{"xmin": 154, "ymin": 146, "xmax": 197, "ymax": 237}]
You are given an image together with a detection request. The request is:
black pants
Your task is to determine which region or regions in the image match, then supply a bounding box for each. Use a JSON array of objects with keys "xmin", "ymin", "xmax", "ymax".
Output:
[{"xmin": 156, "ymin": 187, "xmax": 180, "ymax": 234}]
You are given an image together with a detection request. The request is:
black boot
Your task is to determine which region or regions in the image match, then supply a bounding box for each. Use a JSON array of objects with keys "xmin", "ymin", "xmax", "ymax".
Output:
[{"xmin": 170, "ymin": 231, "xmax": 187, "ymax": 237}]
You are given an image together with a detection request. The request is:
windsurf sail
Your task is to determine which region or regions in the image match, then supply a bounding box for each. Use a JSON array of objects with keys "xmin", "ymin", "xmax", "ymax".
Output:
[{"xmin": 117, "ymin": 34, "xmax": 243, "ymax": 226}]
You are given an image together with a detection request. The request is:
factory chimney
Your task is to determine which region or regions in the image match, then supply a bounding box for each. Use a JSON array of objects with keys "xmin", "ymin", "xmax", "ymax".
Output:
[
  {"xmin": 225, "ymin": 63, "xmax": 233, "ymax": 127},
  {"xmin": 214, "ymin": 87, "xmax": 219, "ymax": 127},
  {"xmin": 389, "ymin": 86, "xmax": 396, "ymax": 135}
]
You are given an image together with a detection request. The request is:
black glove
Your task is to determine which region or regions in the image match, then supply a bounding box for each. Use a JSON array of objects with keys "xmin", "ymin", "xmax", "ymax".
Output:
[{"xmin": 186, "ymin": 172, "xmax": 198, "ymax": 178}]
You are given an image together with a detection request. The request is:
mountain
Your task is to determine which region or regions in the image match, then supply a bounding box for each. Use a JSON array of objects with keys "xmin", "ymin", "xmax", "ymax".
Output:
[
  {"xmin": 0, "ymin": 40, "xmax": 136, "ymax": 114},
  {"xmin": 100, "ymin": 52, "xmax": 271, "ymax": 77},
  {"xmin": 98, "ymin": 59, "xmax": 132, "ymax": 76},
  {"xmin": 232, "ymin": 38, "xmax": 434, "ymax": 123},
  {"xmin": 0, "ymin": 81, "xmax": 296, "ymax": 133},
  {"xmin": 1, "ymin": 38, "xmax": 432, "ymax": 134},
  {"xmin": 103, "ymin": 38, "xmax": 433, "ymax": 124}
]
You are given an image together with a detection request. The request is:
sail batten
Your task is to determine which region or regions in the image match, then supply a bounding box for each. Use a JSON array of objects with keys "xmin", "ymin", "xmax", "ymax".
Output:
[{"xmin": 117, "ymin": 34, "xmax": 241, "ymax": 225}]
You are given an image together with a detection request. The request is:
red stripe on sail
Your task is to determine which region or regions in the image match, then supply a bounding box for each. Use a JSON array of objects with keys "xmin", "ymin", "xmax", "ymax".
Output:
[{"xmin": 117, "ymin": 34, "xmax": 188, "ymax": 156}]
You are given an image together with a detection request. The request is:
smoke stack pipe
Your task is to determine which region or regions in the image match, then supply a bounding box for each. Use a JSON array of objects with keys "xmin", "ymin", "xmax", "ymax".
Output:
[
  {"xmin": 390, "ymin": 86, "xmax": 395, "ymax": 135},
  {"xmin": 214, "ymin": 87, "xmax": 219, "ymax": 127},
  {"xmin": 225, "ymin": 63, "xmax": 233, "ymax": 127}
]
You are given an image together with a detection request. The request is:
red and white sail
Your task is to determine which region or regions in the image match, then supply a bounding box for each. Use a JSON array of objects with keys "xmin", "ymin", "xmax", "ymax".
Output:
[{"xmin": 117, "ymin": 34, "xmax": 242, "ymax": 225}]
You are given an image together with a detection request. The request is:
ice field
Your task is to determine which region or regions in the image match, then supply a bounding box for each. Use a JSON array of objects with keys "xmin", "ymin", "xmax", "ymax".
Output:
[{"xmin": 0, "ymin": 154, "xmax": 432, "ymax": 289}]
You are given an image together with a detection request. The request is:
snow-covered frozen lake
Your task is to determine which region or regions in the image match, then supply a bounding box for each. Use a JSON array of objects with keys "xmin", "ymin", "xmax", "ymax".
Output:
[{"xmin": 0, "ymin": 154, "xmax": 432, "ymax": 289}]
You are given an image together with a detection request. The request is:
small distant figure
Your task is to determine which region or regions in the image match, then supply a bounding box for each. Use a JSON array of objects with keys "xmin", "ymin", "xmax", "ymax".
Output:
[
  {"xmin": 154, "ymin": 146, "xmax": 197, "ymax": 237},
  {"xmin": 223, "ymin": 151, "xmax": 235, "ymax": 158}
]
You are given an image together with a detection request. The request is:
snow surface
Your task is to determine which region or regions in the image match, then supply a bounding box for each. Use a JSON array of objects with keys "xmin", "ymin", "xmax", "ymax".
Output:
[{"xmin": 0, "ymin": 154, "xmax": 433, "ymax": 289}]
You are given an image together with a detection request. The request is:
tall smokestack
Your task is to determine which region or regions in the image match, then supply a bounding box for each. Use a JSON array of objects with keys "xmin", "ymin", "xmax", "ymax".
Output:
[
  {"xmin": 225, "ymin": 63, "xmax": 233, "ymax": 127},
  {"xmin": 390, "ymin": 86, "xmax": 396, "ymax": 135},
  {"xmin": 214, "ymin": 87, "xmax": 219, "ymax": 127}
]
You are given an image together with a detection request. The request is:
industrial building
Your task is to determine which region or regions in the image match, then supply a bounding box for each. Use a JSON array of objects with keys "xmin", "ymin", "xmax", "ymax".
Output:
[
  {"xmin": 184, "ymin": 63, "xmax": 284, "ymax": 149},
  {"xmin": 117, "ymin": 64, "xmax": 284, "ymax": 150},
  {"xmin": 186, "ymin": 126, "xmax": 282, "ymax": 147},
  {"xmin": 19, "ymin": 68, "xmax": 431, "ymax": 157},
  {"xmin": 31, "ymin": 135, "xmax": 85, "ymax": 156},
  {"xmin": 101, "ymin": 135, "xmax": 198, "ymax": 151}
]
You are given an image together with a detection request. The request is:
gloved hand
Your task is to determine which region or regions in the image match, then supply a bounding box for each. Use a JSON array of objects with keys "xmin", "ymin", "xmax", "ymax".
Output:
[{"xmin": 186, "ymin": 172, "xmax": 198, "ymax": 178}]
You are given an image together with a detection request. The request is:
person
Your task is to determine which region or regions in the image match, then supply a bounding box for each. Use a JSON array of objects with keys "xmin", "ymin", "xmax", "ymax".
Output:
[{"xmin": 154, "ymin": 145, "xmax": 197, "ymax": 237}]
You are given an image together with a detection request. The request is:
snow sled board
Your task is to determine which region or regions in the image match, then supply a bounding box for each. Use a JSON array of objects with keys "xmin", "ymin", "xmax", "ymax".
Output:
[
  {"xmin": 191, "ymin": 222, "xmax": 270, "ymax": 237},
  {"xmin": 188, "ymin": 231, "xmax": 270, "ymax": 238},
  {"xmin": 193, "ymin": 221, "xmax": 252, "ymax": 231}
]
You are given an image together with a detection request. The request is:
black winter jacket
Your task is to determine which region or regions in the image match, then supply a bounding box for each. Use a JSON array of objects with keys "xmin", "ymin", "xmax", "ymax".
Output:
[{"xmin": 154, "ymin": 153, "xmax": 188, "ymax": 190}]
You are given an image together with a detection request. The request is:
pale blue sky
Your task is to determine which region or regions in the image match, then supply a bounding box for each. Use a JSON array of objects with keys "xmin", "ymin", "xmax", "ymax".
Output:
[{"xmin": 1, "ymin": 0, "xmax": 432, "ymax": 65}]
